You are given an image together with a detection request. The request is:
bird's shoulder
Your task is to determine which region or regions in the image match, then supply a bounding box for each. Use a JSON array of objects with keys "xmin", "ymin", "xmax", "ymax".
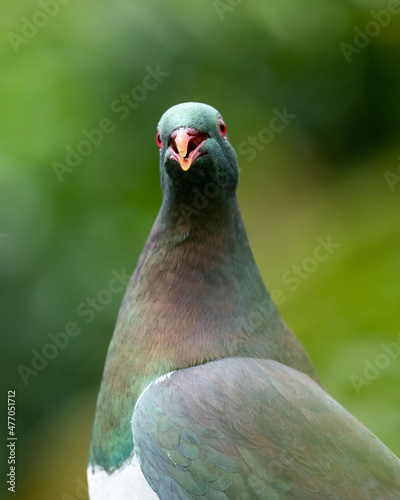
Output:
[{"xmin": 132, "ymin": 358, "xmax": 400, "ymax": 499}]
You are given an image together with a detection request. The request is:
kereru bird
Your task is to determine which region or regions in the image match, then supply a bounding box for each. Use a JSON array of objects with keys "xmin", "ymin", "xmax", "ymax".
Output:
[{"xmin": 88, "ymin": 102, "xmax": 400, "ymax": 499}]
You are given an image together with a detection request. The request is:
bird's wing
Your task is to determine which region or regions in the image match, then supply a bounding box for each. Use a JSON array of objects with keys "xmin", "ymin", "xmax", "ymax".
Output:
[{"xmin": 132, "ymin": 358, "xmax": 400, "ymax": 500}]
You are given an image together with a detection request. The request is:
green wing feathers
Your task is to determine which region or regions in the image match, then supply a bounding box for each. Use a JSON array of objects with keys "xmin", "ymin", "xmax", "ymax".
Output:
[{"xmin": 132, "ymin": 358, "xmax": 400, "ymax": 499}]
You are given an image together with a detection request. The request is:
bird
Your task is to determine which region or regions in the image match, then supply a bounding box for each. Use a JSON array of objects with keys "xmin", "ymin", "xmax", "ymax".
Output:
[{"xmin": 88, "ymin": 102, "xmax": 400, "ymax": 499}]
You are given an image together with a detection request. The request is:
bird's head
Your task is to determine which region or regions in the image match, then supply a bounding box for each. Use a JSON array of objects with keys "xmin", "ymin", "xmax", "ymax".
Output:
[{"xmin": 156, "ymin": 102, "xmax": 238, "ymax": 197}]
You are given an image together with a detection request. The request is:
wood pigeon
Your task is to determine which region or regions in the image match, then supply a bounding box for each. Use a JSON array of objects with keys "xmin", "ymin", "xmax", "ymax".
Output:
[{"xmin": 88, "ymin": 102, "xmax": 400, "ymax": 499}]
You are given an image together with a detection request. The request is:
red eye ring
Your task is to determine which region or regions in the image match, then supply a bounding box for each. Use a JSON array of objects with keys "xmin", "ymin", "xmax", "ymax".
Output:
[
  {"xmin": 217, "ymin": 115, "xmax": 227, "ymax": 138},
  {"xmin": 156, "ymin": 128, "xmax": 162, "ymax": 149}
]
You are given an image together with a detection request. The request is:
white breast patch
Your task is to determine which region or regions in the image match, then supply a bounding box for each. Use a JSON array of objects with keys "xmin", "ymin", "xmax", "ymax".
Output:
[
  {"xmin": 87, "ymin": 454, "xmax": 159, "ymax": 500},
  {"xmin": 88, "ymin": 371, "xmax": 177, "ymax": 499}
]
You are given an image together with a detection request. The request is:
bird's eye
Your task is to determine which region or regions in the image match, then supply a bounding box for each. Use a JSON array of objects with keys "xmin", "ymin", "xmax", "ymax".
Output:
[
  {"xmin": 218, "ymin": 116, "xmax": 227, "ymax": 138},
  {"xmin": 156, "ymin": 128, "xmax": 162, "ymax": 149}
]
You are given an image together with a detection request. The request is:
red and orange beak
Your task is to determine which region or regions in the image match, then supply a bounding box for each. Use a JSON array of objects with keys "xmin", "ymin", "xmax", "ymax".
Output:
[{"xmin": 169, "ymin": 127, "xmax": 208, "ymax": 171}]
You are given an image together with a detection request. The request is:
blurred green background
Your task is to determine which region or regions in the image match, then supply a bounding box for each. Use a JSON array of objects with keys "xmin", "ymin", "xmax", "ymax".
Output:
[{"xmin": 1, "ymin": 0, "xmax": 400, "ymax": 498}]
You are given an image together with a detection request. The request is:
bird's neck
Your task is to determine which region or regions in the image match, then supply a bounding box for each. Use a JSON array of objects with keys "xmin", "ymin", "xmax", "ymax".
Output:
[
  {"xmin": 152, "ymin": 187, "xmax": 245, "ymax": 256},
  {"xmin": 123, "ymin": 190, "xmax": 272, "ymax": 370},
  {"xmin": 90, "ymin": 188, "xmax": 308, "ymax": 472}
]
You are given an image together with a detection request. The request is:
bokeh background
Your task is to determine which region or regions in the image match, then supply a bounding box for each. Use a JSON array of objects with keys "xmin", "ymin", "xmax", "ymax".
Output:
[{"xmin": 1, "ymin": 0, "xmax": 400, "ymax": 498}]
